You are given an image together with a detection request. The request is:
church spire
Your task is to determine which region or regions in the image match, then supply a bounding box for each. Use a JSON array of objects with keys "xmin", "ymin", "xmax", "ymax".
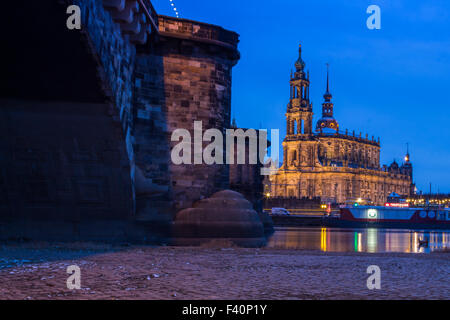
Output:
[
  {"xmin": 295, "ymin": 45, "xmax": 304, "ymax": 69},
  {"xmin": 231, "ymin": 116, "xmax": 237, "ymax": 129},
  {"xmin": 405, "ymin": 143, "xmax": 410, "ymax": 162},
  {"xmin": 401, "ymin": 143, "xmax": 413, "ymax": 183},
  {"xmin": 294, "ymin": 43, "xmax": 306, "ymax": 79},
  {"xmin": 316, "ymin": 63, "xmax": 339, "ymax": 133},
  {"xmin": 323, "ymin": 63, "xmax": 332, "ymax": 102}
]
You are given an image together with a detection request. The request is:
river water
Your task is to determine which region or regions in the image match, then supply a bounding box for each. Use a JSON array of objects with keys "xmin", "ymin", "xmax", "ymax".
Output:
[{"xmin": 267, "ymin": 227, "xmax": 450, "ymax": 253}]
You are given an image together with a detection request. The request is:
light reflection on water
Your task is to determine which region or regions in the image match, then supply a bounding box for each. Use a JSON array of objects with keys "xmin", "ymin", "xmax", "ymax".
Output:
[{"xmin": 266, "ymin": 227, "xmax": 450, "ymax": 253}]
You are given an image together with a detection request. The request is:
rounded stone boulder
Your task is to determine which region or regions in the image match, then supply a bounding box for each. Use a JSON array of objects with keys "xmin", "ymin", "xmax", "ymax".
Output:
[{"xmin": 171, "ymin": 190, "xmax": 266, "ymax": 247}]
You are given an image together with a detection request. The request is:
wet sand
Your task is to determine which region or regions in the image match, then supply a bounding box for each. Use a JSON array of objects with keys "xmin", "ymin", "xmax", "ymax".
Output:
[{"xmin": 0, "ymin": 243, "xmax": 448, "ymax": 300}]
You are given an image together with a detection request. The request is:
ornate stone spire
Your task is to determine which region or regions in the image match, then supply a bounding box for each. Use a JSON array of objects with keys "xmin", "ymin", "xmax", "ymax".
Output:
[
  {"xmin": 293, "ymin": 44, "xmax": 307, "ymax": 80},
  {"xmin": 295, "ymin": 44, "xmax": 306, "ymax": 71},
  {"xmin": 323, "ymin": 63, "xmax": 332, "ymax": 101},
  {"xmin": 316, "ymin": 63, "xmax": 339, "ymax": 133}
]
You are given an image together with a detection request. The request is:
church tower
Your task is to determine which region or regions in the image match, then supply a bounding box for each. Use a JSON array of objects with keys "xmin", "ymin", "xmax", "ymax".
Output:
[
  {"xmin": 282, "ymin": 45, "xmax": 317, "ymax": 171},
  {"xmin": 286, "ymin": 44, "xmax": 313, "ymax": 136},
  {"xmin": 316, "ymin": 64, "xmax": 339, "ymax": 133}
]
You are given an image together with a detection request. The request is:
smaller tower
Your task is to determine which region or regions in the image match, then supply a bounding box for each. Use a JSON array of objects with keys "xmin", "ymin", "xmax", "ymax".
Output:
[
  {"xmin": 399, "ymin": 143, "xmax": 415, "ymax": 195},
  {"xmin": 401, "ymin": 143, "xmax": 413, "ymax": 177},
  {"xmin": 404, "ymin": 143, "xmax": 410, "ymax": 163},
  {"xmin": 316, "ymin": 63, "xmax": 339, "ymax": 133},
  {"xmin": 401, "ymin": 143, "xmax": 414, "ymax": 193}
]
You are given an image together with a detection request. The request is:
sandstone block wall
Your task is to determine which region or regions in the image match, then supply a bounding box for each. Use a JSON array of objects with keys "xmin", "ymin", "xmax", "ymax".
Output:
[
  {"xmin": 133, "ymin": 16, "xmax": 240, "ymax": 212},
  {"xmin": 0, "ymin": 2, "xmax": 241, "ymax": 241}
]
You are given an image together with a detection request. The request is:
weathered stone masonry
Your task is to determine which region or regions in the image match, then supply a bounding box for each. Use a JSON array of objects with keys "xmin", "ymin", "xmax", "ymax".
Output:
[
  {"xmin": 133, "ymin": 15, "xmax": 239, "ymax": 214},
  {"xmin": 0, "ymin": 1, "xmax": 240, "ymax": 241}
]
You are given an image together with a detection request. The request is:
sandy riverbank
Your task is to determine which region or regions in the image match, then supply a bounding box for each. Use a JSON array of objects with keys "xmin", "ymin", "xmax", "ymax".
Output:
[{"xmin": 0, "ymin": 243, "xmax": 448, "ymax": 300}]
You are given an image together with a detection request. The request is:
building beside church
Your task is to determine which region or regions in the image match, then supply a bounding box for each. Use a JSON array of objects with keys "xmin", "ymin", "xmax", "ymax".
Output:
[{"xmin": 268, "ymin": 45, "xmax": 414, "ymax": 205}]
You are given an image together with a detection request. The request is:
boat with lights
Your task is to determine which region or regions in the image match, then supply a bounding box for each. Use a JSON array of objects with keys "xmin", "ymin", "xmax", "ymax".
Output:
[{"xmin": 326, "ymin": 205, "xmax": 450, "ymax": 229}]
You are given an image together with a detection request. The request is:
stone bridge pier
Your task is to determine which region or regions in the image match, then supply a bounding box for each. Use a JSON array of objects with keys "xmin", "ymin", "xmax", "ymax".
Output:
[
  {"xmin": 0, "ymin": 0, "xmax": 239, "ymax": 242},
  {"xmin": 133, "ymin": 15, "xmax": 240, "ymax": 220}
]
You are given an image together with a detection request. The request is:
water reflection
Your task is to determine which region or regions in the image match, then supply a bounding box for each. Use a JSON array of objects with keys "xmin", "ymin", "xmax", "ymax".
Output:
[
  {"xmin": 367, "ymin": 228, "xmax": 377, "ymax": 253},
  {"xmin": 267, "ymin": 227, "xmax": 450, "ymax": 253}
]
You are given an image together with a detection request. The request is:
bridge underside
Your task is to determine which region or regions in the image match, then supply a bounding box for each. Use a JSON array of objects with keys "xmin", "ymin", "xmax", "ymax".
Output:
[
  {"xmin": 0, "ymin": 98, "xmax": 139, "ymax": 241},
  {"xmin": 0, "ymin": 1, "xmax": 144, "ymax": 241}
]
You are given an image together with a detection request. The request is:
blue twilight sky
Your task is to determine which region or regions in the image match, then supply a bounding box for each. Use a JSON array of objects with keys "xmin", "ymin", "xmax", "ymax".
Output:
[{"xmin": 154, "ymin": 0, "xmax": 450, "ymax": 193}]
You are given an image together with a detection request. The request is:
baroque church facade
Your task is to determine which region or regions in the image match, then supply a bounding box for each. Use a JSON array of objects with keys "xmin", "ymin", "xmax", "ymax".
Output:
[{"xmin": 269, "ymin": 45, "xmax": 414, "ymax": 205}]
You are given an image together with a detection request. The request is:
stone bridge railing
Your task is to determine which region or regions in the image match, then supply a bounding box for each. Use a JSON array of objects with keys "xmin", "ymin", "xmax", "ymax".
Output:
[{"xmin": 158, "ymin": 15, "xmax": 239, "ymax": 54}]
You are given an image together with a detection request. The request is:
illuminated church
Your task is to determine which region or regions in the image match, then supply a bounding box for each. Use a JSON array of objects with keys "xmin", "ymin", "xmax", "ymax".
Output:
[{"xmin": 268, "ymin": 45, "xmax": 414, "ymax": 205}]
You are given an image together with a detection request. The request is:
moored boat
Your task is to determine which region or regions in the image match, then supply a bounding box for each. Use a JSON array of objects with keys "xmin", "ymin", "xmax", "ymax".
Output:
[{"xmin": 326, "ymin": 205, "xmax": 450, "ymax": 229}]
